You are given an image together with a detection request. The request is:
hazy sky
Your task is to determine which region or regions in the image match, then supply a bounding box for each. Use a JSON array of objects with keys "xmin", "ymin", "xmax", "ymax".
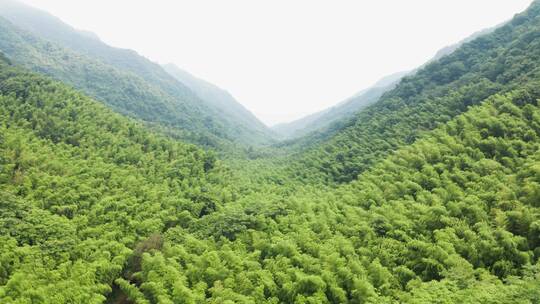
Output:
[{"xmin": 20, "ymin": 0, "xmax": 533, "ymax": 125}]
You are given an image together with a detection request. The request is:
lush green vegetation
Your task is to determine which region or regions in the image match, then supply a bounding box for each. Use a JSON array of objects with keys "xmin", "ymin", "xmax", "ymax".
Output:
[
  {"xmin": 1, "ymin": 54, "xmax": 539, "ymax": 303},
  {"xmin": 162, "ymin": 63, "xmax": 274, "ymax": 145},
  {"xmin": 272, "ymin": 26, "xmax": 495, "ymax": 144},
  {"xmin": 285, "ymin": 2, "xmax": 540, "ymax": 184},
  {"xmin": 0, "ymin": 57, "xmax": 233, "ymax": 302},
  {"xmin": 149, "ymin": 88, "xmax": 540, "ymax": 304},
  {"xmin": 0, "ymin": 0, "xmax": 275, "ymax": 149},
  {"xmin": 2, "ymin": 1, "xmax": 540, "ymax": 303}
]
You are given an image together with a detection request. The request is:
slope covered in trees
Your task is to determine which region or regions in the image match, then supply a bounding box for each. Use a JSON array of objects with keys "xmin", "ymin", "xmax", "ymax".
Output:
[
  {"xmin": 271, "ymin": 25, "xmax": 497, "ymax": 143},
  {"xmin": 0, "ymin": 0, "xmax": 274, "ymax": 148},
  {"xmin": 162, "ymin": 63, "xmax": 275, "ymax": 145},
  {"xmin": 272, "ymin": 71, "xmax": 408, "ymax": 140},
  {"xmin": 0, "ymin": 56, "xmax": 235, "ymax": 302},
  {"xmin": 1, "ymin": 1, "xmax": 540, "ymax": 303},
  {"xmin": 127, "ymin": 86, "xmax": 540, "ymax": 304},
  {"xmin": 286, "ymin": 1, "xmax": 540, "ymax": 184},
  {"xmin": 2, "ymin": 53, "xmax": 539, "ymax": 302}
]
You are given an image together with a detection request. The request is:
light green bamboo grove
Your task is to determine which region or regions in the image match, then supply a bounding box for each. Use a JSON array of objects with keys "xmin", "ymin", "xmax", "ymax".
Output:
[{"xmin": 1, "ymin": 1, "xmax": 540, "ymax": 303}]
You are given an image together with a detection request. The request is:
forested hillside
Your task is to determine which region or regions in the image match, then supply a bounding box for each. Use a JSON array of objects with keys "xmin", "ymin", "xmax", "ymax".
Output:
[
  {"xmin": 272, "ymin": 71, "xmax": 408, "ymax": 140},
  {"xmin": 1, "ymin": 54, "xmax": 539, "ymax": 302},
  {"xmin": 162, "ymin": 63, "xmax": 275, "ymax": 144},
  {"xmin": 0, "ymin": 55, "xmax": 236, "ymax": 302},
  {"xmin": 124, "ymin": 85, "xmax": 540, "ymax": 304},
  {"xmin": 0, "ymin": 0, "xmax": 274, "ymax": 148},
  {"xmin": 287, "ymin": 3, "xmax": 540, "ymax": 184},
  {"xmin": 1, "ymin": 0, "xmax": 540, "ymax": 303},
  {"xmin": 271, "ymin": 26, "xmax": 498, "ymax": 143}
]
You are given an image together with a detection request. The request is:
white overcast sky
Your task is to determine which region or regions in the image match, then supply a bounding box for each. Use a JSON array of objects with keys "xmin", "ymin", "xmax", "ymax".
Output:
[{"xmin": 19, "ymin": 0, "xmax": 534, "ymax": 125}]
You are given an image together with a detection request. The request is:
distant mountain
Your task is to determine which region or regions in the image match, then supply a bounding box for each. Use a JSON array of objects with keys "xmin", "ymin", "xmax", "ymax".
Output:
[
  {"xmin": 0, "ymin": 0, "xmax": 273, "ymax": 148},
  {"xmin": 162, "ymin": 63, "xmax": 274, "ymax": 143},
  {"xmin": 430, "ymin": 26, "xmax": 499, "ymax": 63},
  {"xmin": 272, "ymin": 71, "xmax": 409, "ymax": 139},
  {"xmin": 288, "ymin": 1, "xmax": 540, "ymax": 184},
  {"xmin": 273, "ymin": 25, "xmax": 500, "ymax": 142}
]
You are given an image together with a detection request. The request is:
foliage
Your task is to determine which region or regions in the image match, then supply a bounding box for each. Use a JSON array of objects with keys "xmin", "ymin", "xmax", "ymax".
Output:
[
  {"xmin": 0, "ymin": 58, "xmax": 233, "ymax": 302},
  {"xmin": 287, "ymin": 0, "xmax": 540, "ymax": 184},
  {"xmin": 1, "ymin": 54, "xmax": 540, "ymax": 302},
  {"xmin": 0, "ymin": 8, "xmax": 273, "ymax": 151},
  {"xmin": 2, "ymin": 1, "xmax": 540, "ymax": 303}
]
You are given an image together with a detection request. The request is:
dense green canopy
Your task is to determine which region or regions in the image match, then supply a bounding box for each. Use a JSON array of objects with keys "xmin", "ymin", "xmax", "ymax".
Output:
[
  {"xmin": 0, "ymin": 0, "xmax": 275, "ymax": 151},
  {"xmin": 285, "ymin": 1, "xmax": 540, "ymax": 184},
  {"xmin": 1, "ymin": 1, "xmax": 540, "ymax": 303}
]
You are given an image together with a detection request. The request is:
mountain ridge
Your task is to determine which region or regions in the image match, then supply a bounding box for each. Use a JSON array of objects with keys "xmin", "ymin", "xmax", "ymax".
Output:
[
  {"xmin": 272, "ymin": 70, "xmax": 409, "ymax": 139},
  {"xmin": 162, "ymin": 63, "xmax": 275, "ymax": 143},
  {"xmin": 272, "ymin": 23, "xmax": 502, "ymax": 142},
  {"xmin": 286, "ymin": 0, "xmax": 540, "ymax": 184},
  {"xmin": 0, "ymin": 0, "xmax": 274, "ymax": 148}
]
